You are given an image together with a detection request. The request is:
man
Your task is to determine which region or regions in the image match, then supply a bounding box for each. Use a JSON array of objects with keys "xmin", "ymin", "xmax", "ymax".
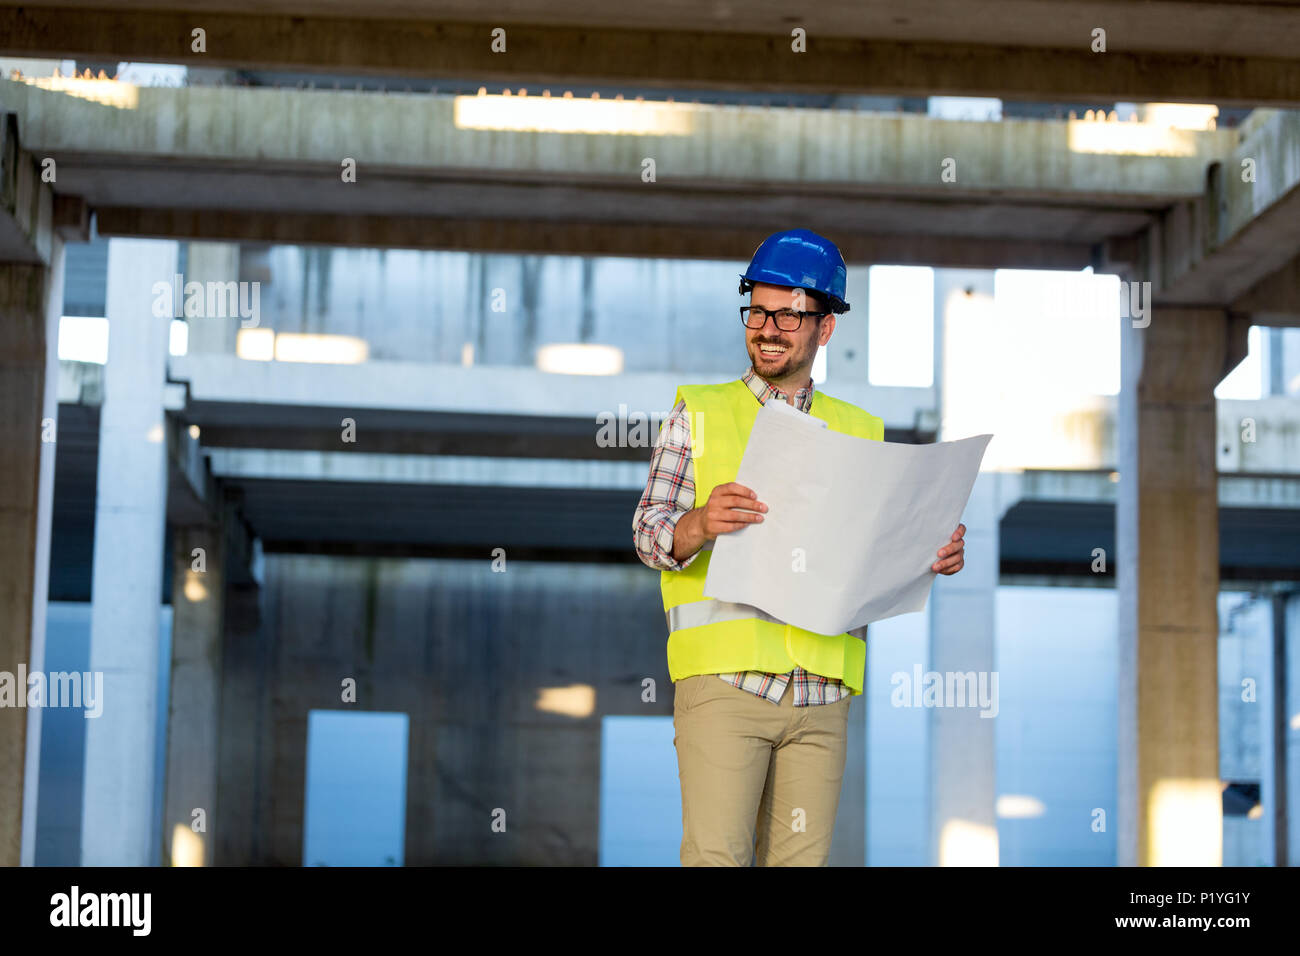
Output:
[{"xmin": 632, "ymin": 227, "xmax": 966, "ymax": 866}]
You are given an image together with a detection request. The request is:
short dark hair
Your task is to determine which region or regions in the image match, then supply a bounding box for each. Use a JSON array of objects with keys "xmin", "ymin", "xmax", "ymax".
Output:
[
  {"xmin": 799, "ymin": 288, "xmax": 830, "ymax": 314},
  {"xmin": 740, "ymin": 279, "xmax": 831, "ymax": 314}
]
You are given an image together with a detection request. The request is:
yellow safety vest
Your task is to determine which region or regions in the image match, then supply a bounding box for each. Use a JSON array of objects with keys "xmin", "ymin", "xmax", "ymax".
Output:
[{"xmin": 660, "ymin": 379, "xmax": 884, "ymax": 696}]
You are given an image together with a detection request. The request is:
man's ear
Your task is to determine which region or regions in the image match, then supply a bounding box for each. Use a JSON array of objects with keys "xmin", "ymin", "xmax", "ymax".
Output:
[{"xmin": 817, "ymin": 313, "xmax": 836, "ymax": 345}]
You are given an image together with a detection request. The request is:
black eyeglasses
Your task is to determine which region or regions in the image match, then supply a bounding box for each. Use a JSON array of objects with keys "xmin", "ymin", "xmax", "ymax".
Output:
[{"xmin": 739, "ymin": 306, "xmax": 827, "ymax": 332}]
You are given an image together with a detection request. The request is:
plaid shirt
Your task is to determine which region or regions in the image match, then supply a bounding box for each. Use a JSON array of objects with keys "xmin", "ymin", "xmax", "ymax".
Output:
[{"xmin": 633, "ymin": 366, "xmax": 851, "ymax": 706}]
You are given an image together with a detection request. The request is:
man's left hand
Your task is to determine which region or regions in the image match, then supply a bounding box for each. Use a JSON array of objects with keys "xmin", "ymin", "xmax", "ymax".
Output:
[{"xmin": 932, "ymin": 523, "xmax": 966, "ymax": 575}]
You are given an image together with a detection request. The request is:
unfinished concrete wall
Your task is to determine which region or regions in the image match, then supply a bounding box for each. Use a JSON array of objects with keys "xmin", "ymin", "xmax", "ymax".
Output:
[{"xmin": 218, "ymin": 554, "xmax": 673, "ymax": 865}]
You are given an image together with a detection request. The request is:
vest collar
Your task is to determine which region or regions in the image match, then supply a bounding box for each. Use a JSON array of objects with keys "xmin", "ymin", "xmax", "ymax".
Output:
[{"xmin": 741, "ymin": 366, "xmax": 814, "ymax": 413}]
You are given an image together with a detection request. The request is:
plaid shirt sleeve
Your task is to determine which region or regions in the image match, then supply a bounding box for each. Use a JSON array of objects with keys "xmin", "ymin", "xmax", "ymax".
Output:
[{"xmin": 632, "ymin": 398, "xmax": 702, "ymax": 572}]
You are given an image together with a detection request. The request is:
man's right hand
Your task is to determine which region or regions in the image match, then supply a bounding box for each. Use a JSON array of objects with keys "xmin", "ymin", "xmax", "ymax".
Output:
[
  {"xmin": 671, "ymin": 482, "xmax": 767, "ymax": 562},
  {"xmin": 697, "ymin": 482, "xmax": 768, "ymax": 540}
]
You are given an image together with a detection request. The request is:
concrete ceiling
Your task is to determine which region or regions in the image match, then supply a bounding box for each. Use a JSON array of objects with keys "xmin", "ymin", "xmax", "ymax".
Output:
[
  {"xmin": 3, "ymin": 10, "xmax": 1297, "ymax": 304},
  {"xmin": 4, "ymin": 1, "xmax": 1300, "ymax": 103},
  {"xmin": 0, "ymin": 77, "xmax": 1230, "ymax": 272},
  {"xmin": 8, "ymin": 0, "xmax": 1300, "ymax": 58}
]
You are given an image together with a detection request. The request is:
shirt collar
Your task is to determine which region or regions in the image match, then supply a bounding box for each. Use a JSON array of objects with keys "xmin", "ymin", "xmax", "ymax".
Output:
[{"xmin": 742, "ymin": 365, "xmax": 815, "ymax": 413}]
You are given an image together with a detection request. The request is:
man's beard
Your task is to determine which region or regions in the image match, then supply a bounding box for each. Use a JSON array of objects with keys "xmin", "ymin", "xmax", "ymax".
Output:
[{"xmin": 750, "ymin": 338, "xmax": 806, "ymax": 379}]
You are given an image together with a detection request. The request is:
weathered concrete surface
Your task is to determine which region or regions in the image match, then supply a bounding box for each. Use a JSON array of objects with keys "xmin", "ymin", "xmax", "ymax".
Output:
[
  {"xmin": 79, "ymin": 238, "xmax": 174, "ymax": 865},
  {"xmin": 2, "ymin": 2, "xmax": 1300, "ymax": 104},
  {"xmin": 1154, "ymin": 110, "xmax": 1300, "ymax": 312},
  {"xmin": 101, "ymin": 215, "xmax": 1101, "ymax": 271},
  {"xmin": 0, "ymin": 77, "xmax": 1242, "ymax": 267},
  {"xmin": 184, "ymin": 243, "xmax": 241, "ymax": 356},
  {"xmin": 0, "ymin": 79, "xmax": 1231, "ymax": 197},
  {"xmin": 0, "ymin": 242, "xmax": 64, "ymax": 866},
  {"xmin": 166, "ymin": 352, "xmax": 931, "ymax": 444},
  {"xmin": 213, "ymin": 579, "xmax": 272, "ymax": 865},
  {"xmin": 931, "ymin": 269, "xmax": 998, "ymax": 865},
  {"xmin": 1117, "ymin": 308, "xmax": 1243, "ymax": 866},
  {"xmin": 0, "ymin": 113, "xmax": 53, "ymax": 264},
  {"xmin": 215, "ymin": 554, "xmax": 666, "ymax": 865},
  {"xmin": 163, "ymin": 521, "xmax": 225, "ymax": 866}
]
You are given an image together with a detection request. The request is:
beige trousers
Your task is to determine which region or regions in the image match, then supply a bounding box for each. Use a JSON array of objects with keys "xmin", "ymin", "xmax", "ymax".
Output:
[{"xmin": 672, "ymin": 673, "xmax": 851, "ymax": 866}]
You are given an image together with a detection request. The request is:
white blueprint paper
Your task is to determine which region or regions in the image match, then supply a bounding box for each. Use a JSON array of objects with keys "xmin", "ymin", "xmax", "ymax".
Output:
[{"xmin": 702, "ymin": 400, "xmax": 993, "ymax": 635}]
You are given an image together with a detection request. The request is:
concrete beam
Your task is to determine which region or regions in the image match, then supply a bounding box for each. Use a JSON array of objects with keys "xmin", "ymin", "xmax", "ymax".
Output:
[
  {"xmin": 98, "ymin": 208, "xmax": 1094, "ymax": 270},
  {"xmin": 3, "ymin": 7, "xmax": 1300, "ymax": 105},
  {"xmin": 166, "ymin": 409, "xmax": 218, "ymax": 526},
  {"xmin": 206, "ymin": 449, "xmax": 651, "ymax": 492},
  {"xmin": 172, "ymin": 351, "xmax": 935, "ymax": 434},
  {"xmin": 51, "ymin": 193, "xmax": 88, "ymax": 242},
  {"xmin": 1, "ymin": 79, "xmax": 1230, "ymax": 200},
  {"xmin": 166, "ymin": 354, "xmax": 934, "ymax": 455},
  {"xmin": 1016, "ymin": 469, "xmax": 1300, "ymax": 505},
  {"xmin": 1231, "ymin": 253, "xmax": 1300, "ymax": 327},
  {"xmin": 2, "ymin": 77, "xmax": 1236, "ymax": 262},
  {"xmin": 0, "ymin": 113, "xmax": 53, "ymax": 264},
  {"xmin": 1154, "ymin": 110, "xmax": 1300, "ymax": 307}
]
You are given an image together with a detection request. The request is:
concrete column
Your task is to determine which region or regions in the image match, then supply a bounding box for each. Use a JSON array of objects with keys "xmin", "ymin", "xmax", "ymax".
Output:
[
  {"xmin": 1287, "ymin": 594, "xmax": 1300, "ymax": 866},
  {"xmin": 929, "ymin": 268, "xmax": 998, "ymax": 865},
  {"xmin": 184, "ymin": 242, "xmax": 241, "ymax": 355},
  {"xmin": 826, "ymin": 266, "xmax": 868, "ymax": 386},
  {"xmin": 825, "ymin": 262, "xmax": 867, "ymax": 864},
  {"xmin": 926, "ymin": 472, "xmax": 1000, "ymax": 866},
  {"xmin": 1117, "ymin": 307, "xmax": 1232, "ymax": 866},
  {"xmin": 1265, "ymin": 591, "xmax": 1289, "ymax": 866},
  {"xmin": 830, "ymin": 694, "xmax": 867, "ymax": 865},
  {"xmin": 80, "ymin": 238, "xmax": 176, "ymax": 865},
  {"xmin": 215, "ymin": 578, "xmax": 271, "ymax": 865},
  {"xmin": 0, "ymin": 241, "xmax": 65, "ymax": 866},
  {"xmin": 163, "ymin": 521, "xmax": 225, "ymax": 866}
]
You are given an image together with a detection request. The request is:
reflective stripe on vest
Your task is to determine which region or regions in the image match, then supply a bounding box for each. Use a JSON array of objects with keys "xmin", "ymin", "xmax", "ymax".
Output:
[
  {"xmin": 667, "ymin": 597, "xmax": 868, "ymax": 641},
  {"xmin": 666, "ymin": 597, "xmax": 781, "ymax": 631}
]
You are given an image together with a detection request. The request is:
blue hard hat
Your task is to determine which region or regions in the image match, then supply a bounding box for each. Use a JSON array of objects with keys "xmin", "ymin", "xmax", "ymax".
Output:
[{"xmin": 738, "ymin": 228, "xmax": 850, "ymax": 313}]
